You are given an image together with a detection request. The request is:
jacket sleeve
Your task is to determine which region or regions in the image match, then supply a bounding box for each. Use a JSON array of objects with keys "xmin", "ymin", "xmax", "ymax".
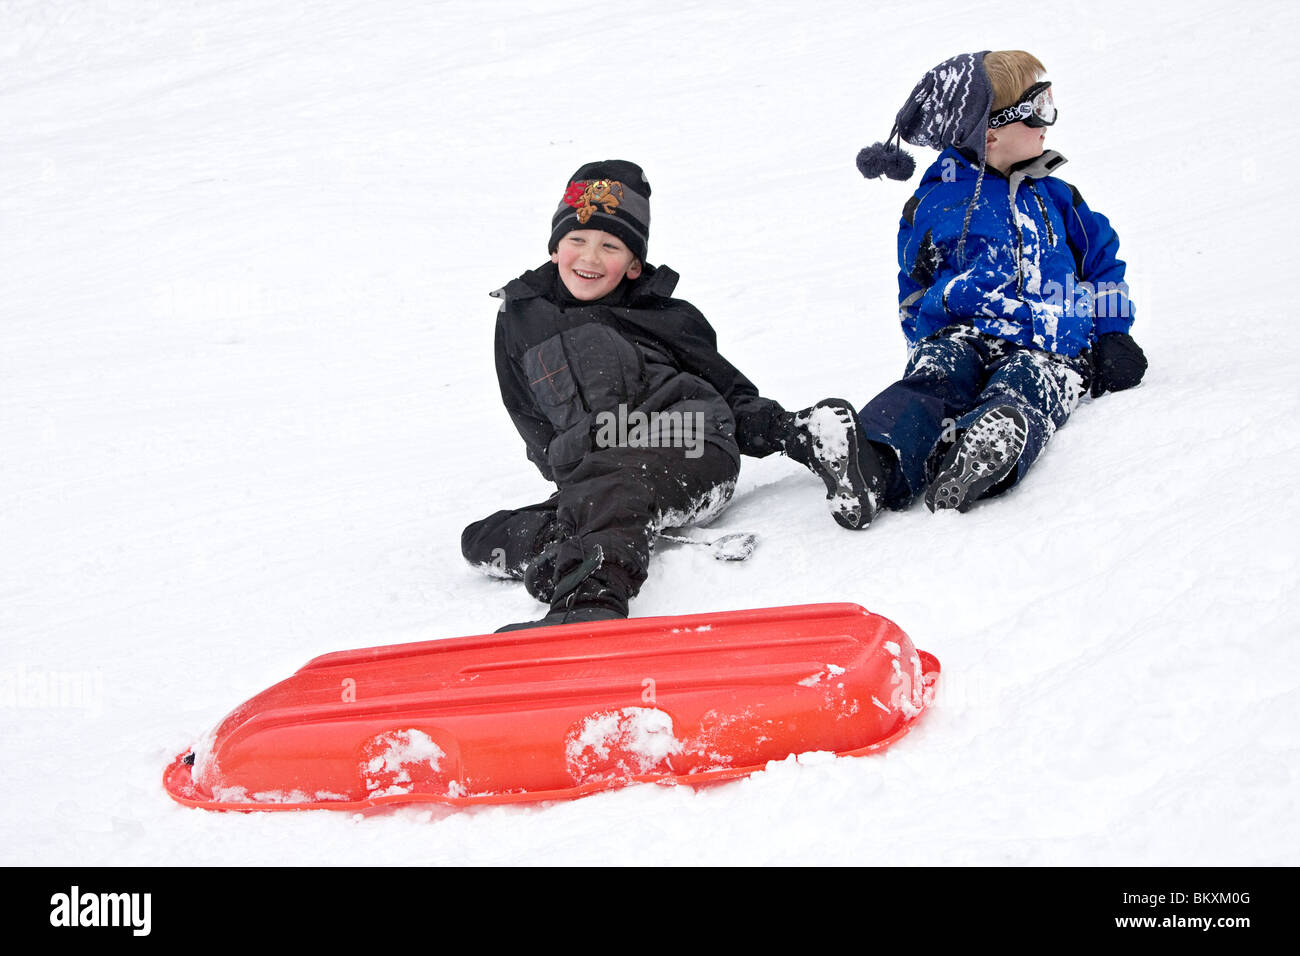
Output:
[
  {"xmin": 897, "ymin": 192, "xmax": 938, "ymax": 345},
  {"xmin": 1062, "ymin": 184, "xmax": 1135, "ymax": 338},
  {"xmin": 494, "ymin": 315, "xmax": 557, "ymax": 482},
  {"xmin": 646, "ymin": 300, "xmax": 788, "ymax": 458},
  {"xmin": 902, "ymin": 183, "xmax": 1025, "ymax": 345}
]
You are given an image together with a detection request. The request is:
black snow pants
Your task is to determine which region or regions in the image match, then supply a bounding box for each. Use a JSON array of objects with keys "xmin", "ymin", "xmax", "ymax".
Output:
[{"xmin": 461, "ymin": 443, "xmax": 739, "ymax": 607}]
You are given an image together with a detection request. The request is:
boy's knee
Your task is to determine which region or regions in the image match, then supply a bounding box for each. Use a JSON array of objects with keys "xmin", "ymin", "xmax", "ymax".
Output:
[
  {"xmin": 460, "ymin": 514, "xmax": 497, "ymax": 564},
  {"xmin": 460, "ymin": 508, "xmax": 553, "ymax": 566},
  {"xmin": 906, "ymin": 331, "xmax": 985, "ymax": 387}
]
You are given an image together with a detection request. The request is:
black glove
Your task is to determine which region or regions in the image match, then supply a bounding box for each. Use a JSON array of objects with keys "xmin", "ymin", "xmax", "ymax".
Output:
[{"xmin": 1090, "ymin": 332, "xmax": 1147, "ymax": 398}]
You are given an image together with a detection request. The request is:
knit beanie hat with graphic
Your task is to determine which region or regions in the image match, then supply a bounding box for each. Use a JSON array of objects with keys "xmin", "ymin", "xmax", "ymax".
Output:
[
  {"xmin": 548, "ymin": 160, "xmax": 652, "ymax": 264},
  {"xmin": 856, "ymin": 52, "xmax": 994, "ymax": 181}
]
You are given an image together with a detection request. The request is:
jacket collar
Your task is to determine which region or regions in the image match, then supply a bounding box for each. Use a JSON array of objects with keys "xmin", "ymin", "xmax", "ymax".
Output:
[{"xmin": 1005, "ymin": 149, "xmax": 1068, "ymax": 192}]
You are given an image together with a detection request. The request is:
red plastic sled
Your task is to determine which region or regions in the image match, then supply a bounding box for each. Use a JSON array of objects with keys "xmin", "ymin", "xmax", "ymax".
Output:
[{"xmin": 164, "ymin": 603, "xmax": 939, "ymax": 811}]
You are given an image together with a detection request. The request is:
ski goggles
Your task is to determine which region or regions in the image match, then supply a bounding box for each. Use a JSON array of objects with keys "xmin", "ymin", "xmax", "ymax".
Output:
[{"xmin": 988, "ymin": 81, "xmax": 1057, "ymax": 129}]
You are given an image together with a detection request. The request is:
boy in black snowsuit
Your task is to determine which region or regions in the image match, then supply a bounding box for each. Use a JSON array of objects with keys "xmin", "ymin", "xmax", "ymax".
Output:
[{"xmin": 462, "ymin": 160, "xmax": 881, "ymax": 630}]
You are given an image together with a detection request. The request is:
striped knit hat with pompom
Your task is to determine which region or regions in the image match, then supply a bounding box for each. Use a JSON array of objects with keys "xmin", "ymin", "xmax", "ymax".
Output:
[{"xmin": 856, "ymin": 52, "xmax": 993, "ymax": 181}]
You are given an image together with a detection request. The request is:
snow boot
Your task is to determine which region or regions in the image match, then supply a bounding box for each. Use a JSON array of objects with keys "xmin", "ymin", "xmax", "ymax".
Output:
[
  {"xmin": 785, "ymin": 399, "xmax": 884, "ymax": 530},
  {"xmin": 496, "ymin": 545, "xmax": 629, "ymax": 631},
  {"xmin": 925, "ymin": 405, "xmax": 1029, "ymax": 513}
]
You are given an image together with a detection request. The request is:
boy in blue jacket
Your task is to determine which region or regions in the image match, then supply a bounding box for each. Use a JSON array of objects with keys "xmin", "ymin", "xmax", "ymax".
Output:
[{"xmin": 853, "ymin": 51, "xmax": 1147, "ymax": 515}]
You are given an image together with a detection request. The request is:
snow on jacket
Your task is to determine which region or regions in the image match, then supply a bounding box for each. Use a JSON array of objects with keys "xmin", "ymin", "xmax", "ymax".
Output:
[
  {"xmin": 897, "ymin": 147, "xmax": 1135, "ymax": 357},
  {"xmin": 491, "ymin": 261, "xmax": 785, "ymax": 483}
]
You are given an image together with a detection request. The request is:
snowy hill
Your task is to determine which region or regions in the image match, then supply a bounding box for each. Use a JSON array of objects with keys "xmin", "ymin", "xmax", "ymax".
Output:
[{"xmin": 3, "ymin": 0, "xmax": 1298, "ymax": 875}]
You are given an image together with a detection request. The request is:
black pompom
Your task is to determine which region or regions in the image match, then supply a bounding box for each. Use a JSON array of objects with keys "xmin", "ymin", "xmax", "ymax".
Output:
[{"xmin": 856, "ymin": 143, "xmax": 916, "ymax": 181}]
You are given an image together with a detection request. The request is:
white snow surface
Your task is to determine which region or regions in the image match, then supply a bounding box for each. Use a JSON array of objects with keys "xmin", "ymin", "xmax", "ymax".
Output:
[{"xmin": 3, "ymin": 0, "xmax": 1299, "ymax": 867}]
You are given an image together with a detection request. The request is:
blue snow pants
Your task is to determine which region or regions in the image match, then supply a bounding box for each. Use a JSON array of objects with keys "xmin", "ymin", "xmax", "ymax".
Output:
[{"xmin": 857, "ymin": 325, "xmax": 1091, "ymax": 508}]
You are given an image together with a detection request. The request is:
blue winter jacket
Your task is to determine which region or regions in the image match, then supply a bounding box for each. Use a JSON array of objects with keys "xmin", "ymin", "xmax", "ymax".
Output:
[{"xmin": 897, "ymin": 147, "xmax": 1134, "ymax": 357}]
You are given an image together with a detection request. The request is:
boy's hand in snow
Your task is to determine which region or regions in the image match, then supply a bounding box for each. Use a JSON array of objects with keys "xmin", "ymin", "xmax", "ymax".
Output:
[{"xmin": 1090, "ymin": 332, "xmax": 1147, "ymax": 397}]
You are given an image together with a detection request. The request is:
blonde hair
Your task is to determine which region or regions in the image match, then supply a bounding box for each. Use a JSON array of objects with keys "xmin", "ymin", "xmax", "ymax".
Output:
[{"xmin": 984, "ymin": 51, "xmax": 1048, "ymax": 111}]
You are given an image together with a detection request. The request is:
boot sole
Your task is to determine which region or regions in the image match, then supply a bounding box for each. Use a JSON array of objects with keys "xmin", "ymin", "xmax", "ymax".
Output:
[
  {"xmin": 925, "ymin": 406, "xmax": 1028, "ymax": 513},
  {"xmin": 801, "ymin": 399, "xmax": 882, "ymax": 530}
]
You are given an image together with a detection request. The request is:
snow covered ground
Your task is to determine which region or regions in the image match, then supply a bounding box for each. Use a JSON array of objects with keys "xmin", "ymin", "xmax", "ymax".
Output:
[{"xmin": 3, "ymin": 0, "xmax": 1298, "ymax": 870}]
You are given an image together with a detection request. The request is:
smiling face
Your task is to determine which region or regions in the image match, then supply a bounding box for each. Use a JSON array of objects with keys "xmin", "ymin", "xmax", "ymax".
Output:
[
  {"xmin": 551, "ymin": 229, "xmax": 643, "ymax": 301},
  {"xmin": 985, "ymin": 119, "xmax": 1048, "ymax": 174}
]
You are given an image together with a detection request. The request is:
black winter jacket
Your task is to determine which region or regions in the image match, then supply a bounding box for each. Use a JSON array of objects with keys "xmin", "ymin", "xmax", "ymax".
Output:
[{"xmin": 491, "ymin": 261, "xmax": 785, "ymax": 483}]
